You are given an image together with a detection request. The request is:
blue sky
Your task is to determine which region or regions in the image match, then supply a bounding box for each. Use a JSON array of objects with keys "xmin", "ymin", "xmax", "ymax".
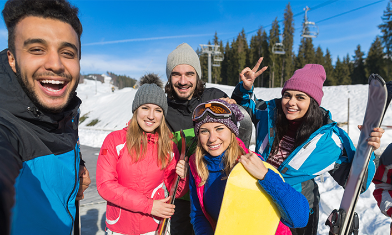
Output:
[{"xmin": 0, "ymin": 0, "xmax": 388, "ymax": 81}]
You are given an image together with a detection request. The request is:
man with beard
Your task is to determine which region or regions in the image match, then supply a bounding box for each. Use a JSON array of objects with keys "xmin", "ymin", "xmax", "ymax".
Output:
[
  {"xmin": 0, "ymin": 0, "xmax": 90, "ymax": 234},
  {"xmin": 165, "ymin": 43, "xmax": 228, "ymax": 235}
]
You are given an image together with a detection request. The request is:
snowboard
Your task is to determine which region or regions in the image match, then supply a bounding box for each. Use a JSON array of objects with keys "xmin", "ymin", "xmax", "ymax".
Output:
[
  {"xmin": 215, "ymin": 162, "xmax": 282, "ymax": 235},
  {"xmin": 326, "ymin": 74, "xmax": 390, "ymax": 235},
  {"xmin": 237, "ymin": 105, "xmax": 253, "ymax": 149}
]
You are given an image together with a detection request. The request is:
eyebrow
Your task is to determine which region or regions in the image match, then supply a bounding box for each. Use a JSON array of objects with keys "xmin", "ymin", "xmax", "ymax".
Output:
[{"xmin": 23, "ymin": 39, "xmax": 79, "ymax": 54}]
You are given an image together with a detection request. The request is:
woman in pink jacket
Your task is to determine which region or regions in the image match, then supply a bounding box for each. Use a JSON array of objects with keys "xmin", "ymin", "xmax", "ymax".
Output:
[{"xmin": 97, "ymin": 75, "xmax": 187, "ymax": 235}]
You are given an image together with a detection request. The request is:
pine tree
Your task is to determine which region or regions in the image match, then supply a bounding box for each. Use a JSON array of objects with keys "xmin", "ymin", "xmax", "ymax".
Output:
[
  {"xmin": 324, "ymin": 49, "xmax": 336, "ymax": 86},
  {"xmin": 304, "ymin": 38, "xmax": 315, "ymax": 63},
  {"xmin": 295, "ymin": 37, "xmax": 306, "ymax": 70},
  {"xmin": 269, "ymin": 18, "xmax": 282, "ymax": 87},
  {"xmin": 212, "ymin": 32, "xmax": 223, "ymax": 84},
  {"xmin": 351, "ymin": 45, "xmax": 367, "ymax": 84},
  {"xmin": 282, "ymin": 3, "xmax": 295, "ymax": 85},
  {"xmin": 366, "ymin": 36, "xmax": 386, "ymax": 79},
  {"xmin": 221, "ymin": 42, "xmax": 230, "ymax": 85},
  {"xmin": 335, "ymin": 56, "xmax": 351, "ymax": 85},
  {"xmin": 315, "ymin": 46, "xmax": 324, "ymax": 65},
  {"xmin": 379, "ymin": 1, "xmax": 392, "ymax": 58}
]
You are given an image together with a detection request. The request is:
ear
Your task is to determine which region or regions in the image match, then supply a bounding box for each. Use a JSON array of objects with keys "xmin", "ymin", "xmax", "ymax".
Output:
[{"xmin": 7, "ymin": 50, "xmax": 17, "ymax": 73}]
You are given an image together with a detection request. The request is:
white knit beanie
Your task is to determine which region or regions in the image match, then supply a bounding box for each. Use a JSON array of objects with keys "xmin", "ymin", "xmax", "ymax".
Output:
[{"xmin": 166, "ymin": 43, "xmax": 202, "ymax": 80}]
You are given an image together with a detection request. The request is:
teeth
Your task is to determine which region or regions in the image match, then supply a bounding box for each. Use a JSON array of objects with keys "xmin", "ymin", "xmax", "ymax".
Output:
[
  {"xmin": 288, "ymin": 109, "xmax": 297, "ymax": 112},
  {"xmin": 41, "ymin": 80, "xmax": 65, "ymax": 84},
  {"xmin": 209, "ymin": 144, "xmax": 220, "ymax": 148}
]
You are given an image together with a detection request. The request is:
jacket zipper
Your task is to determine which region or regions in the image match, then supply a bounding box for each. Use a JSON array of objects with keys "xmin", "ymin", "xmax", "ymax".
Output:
[{"xmin": 66, "ymin": 146, "xmax": 78, "ymax": 235}]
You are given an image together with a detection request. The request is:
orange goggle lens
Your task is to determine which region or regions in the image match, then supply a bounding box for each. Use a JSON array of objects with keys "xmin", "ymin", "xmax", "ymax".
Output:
[{"xmin": 192, "ymin": 102, "xmax": 232, "ymax": 122}]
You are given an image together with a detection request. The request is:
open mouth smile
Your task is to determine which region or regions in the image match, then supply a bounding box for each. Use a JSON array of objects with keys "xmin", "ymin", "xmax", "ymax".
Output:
[{"xmin": 39, "ymin": 79, "xmax": 69, "ymax": 94}]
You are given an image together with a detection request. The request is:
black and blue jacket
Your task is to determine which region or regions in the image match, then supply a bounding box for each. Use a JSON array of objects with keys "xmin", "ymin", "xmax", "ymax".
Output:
[{"xmin": 0, "ymin": 49, "xmax": 82, "ymax": 235}]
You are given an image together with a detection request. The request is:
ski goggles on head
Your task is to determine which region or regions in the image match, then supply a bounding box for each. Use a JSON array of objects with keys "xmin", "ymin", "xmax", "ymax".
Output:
[{"xmin": 192, "ymin": 101, "xmax": 234, "ymax": 122}]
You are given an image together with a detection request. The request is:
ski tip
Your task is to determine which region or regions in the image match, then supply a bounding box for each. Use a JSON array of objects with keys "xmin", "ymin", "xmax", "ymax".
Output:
[{"xmin": 369, "ymin": 74, "xmax": 386, "ymax": 86}]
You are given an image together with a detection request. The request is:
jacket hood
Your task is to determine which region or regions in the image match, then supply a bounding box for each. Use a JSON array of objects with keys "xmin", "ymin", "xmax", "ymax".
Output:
[{"xmin": 0, "ymin": 49, "xmax": 81, "ymax": 131}]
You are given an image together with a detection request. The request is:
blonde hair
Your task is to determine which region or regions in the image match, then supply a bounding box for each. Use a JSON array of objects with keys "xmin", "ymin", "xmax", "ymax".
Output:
[
  {"xmin": 126, "ymin": 109, "xmax": 173, "ymax": 169},
  {"xmin": 194, "ymin": 132, "xmax": 245, "ymax": 186}
]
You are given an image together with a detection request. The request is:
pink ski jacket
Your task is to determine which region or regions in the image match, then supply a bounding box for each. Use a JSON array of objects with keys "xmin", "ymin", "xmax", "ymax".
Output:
[
  {"xmin": 188, "ymin": 137, "xmax": 292, "ymax": 235},
  {"xmin": 96, "ymin": 128, "xmax": 188, "ymax": 235}
]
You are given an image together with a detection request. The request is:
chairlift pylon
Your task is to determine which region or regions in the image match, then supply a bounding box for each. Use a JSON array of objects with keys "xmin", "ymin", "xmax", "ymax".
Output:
[{"xmin": 301, "ymin": 6, "xmax": 319, "ymax": 38}]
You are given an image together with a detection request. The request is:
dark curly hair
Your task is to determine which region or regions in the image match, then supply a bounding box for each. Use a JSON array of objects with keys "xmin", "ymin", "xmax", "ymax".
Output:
[
  {"xmin": 2, "ymin": 0, "xmax": 83, "ymax": 58},
  {"xmin": 165, "ymin": 74, "xmax": 205, "ymax": 100}
]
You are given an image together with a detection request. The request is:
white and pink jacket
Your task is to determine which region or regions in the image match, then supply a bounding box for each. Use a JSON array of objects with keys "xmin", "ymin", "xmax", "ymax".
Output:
[{"xmin": 96, "ymin": 128, "xmax": 188, "ymax": 235}]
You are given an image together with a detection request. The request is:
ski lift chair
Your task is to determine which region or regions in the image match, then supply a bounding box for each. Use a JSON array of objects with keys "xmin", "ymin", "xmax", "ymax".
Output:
[
  {"xmin": 213, "ymin": 52, "xmax": 224, "ymax": 62},
  {"xmin": 301, "ymin": 21, "xmax": 319, "ymax": 38},
  {"xmin": 272, "ymin": 43, "xmax": 285, "ymax": 55}
]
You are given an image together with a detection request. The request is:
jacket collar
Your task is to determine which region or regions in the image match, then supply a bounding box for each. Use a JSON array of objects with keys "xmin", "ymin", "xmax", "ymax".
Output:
[{"xmin": 168, "ymin": 96, "xmax": 202, "ymax": 115}]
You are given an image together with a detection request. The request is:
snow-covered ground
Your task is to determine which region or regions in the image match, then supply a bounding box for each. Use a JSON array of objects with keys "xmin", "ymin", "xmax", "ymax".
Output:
[{"xmin": 76, "ymin": 76, "xmax": 392, "ymax": 235}]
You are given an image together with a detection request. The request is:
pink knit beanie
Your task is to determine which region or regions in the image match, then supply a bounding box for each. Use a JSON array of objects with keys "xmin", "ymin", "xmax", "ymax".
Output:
[{"xmin": 281, "ymin": 64, "xmax": 326, "ymax": 106}]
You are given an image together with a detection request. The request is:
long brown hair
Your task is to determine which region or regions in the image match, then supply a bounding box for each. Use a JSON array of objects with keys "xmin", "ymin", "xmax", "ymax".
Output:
[
  {"xmin": 126, "ymin": 109, "xmax": 173, "ymax": 169},
  {"xmin": 194, "ymin": 132, "xmax": 245, "ymax": 186}
]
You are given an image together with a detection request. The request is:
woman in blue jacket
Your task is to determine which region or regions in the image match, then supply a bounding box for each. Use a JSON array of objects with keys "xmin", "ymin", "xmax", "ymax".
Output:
[
  {"xmin": 232, "ymin": 59, "xmax": 384, "ymax": 235},
  {"xmin": 186, "ymin": 99, "xmax": 309, "ymax": 235}
]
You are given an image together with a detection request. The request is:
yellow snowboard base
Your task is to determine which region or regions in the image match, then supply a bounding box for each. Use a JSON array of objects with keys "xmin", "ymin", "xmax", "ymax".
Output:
[{"xmin": 215, "ymin": 162, "xmax": 283, "ymax": 235}]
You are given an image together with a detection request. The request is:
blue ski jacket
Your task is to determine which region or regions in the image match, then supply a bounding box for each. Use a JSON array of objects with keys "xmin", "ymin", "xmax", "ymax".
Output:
[
  {"xmin": 0, "ymin": 49, "xmax": 82, "ymax": 235},
  {"xmin": 232, "ymin": 81, "xmax": 376, "ymax": 208},
  {"xmin": 189, "ymin": 138, "xmax": 309, "ymax": 235}
]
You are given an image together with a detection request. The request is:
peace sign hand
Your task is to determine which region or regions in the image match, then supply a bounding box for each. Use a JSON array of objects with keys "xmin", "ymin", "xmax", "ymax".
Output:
[{"xmin": 239, "ymin": 57, "xmax": 268, "ymax": 90}]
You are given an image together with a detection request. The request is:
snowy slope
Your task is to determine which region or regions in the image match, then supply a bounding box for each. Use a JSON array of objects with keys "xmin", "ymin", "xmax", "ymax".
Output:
[{"xmin": 76, "ymin": 77, "xmax": 392, "ymax": 235}]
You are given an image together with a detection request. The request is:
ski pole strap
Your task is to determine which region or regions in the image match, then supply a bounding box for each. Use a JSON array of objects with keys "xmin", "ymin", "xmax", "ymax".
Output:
[{"xmin": 325, "ymin": 209, "xmax": 359, "ymax": 235}]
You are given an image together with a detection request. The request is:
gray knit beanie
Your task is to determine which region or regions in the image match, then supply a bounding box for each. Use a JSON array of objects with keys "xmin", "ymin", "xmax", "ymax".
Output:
[
  {"xmin": 132, "ymin": 74, "xmax": 168, "ymax": 116},
  {"xmin": 166, "ymin": 43, "xmax": 202, "ymax": 80}
]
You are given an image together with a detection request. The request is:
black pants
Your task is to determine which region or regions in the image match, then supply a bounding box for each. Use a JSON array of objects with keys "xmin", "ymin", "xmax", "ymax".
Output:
[
  {"xmin": 170, "ymin": 199, "xmax": 194, "ymax": 235},
  {"xmin": 290, "ymin": 206, "xmax": 319, "ymax": 235}
]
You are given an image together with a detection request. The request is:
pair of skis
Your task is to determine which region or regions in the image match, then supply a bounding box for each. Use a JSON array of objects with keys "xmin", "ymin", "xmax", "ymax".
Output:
[{"xmin": 326, "ymin": 74, "xmax": 391, "ymax": 235}]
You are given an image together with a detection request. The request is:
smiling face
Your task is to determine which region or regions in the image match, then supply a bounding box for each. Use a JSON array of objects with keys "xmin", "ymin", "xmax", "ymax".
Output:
[
  {"xmin": 136, "ymin": 103, "xmax": 164, "ymax": 133},
  {"xmin": 170, "ymin": 64, "xmax": 197, "ymax": 100},
  {"xmin": 198, "ymin": 122, "xmax": 232, "ymax": 157},
  {"xmin": 281, "ymin": 90, "xmax": 311, "ymax": 121},
  {"xmin": 7, "ymin": 16, "xmax": 80, "ymax": 113}
]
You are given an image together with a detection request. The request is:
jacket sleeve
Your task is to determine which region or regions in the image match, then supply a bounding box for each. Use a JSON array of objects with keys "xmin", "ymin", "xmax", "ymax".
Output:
[
  {"xmin": 373, "ymin": 143, "xmax": 392, "ymax": 217},
  {"xmin": 0, "ymin": 128, "xmax": 23, "ymax": 235},
  {"xmin": 189, "ymin": 172, "xmax": 214, "ymax": 235},
  {"xmin": 96, "ymin": 132, "xmax": 153, "ymax": 214},
  {"xmin": 231, "ymin": 81, "xmax": 266, "ymax": 127},
  {"xmin": 258, "ymin": 169, "xmax": 309, "ymax": 228},
  {"xmin": 328, "ymin": 127, "xmax": 376, "ymax": 192},
  {"xmin": 164, "ymin": 142, "xmax": 189, "ymax": 199}
]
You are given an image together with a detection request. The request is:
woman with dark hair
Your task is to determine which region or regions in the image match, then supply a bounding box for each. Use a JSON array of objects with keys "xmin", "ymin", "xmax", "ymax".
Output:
[{"xmin": 232, "ymin": 60, "xmax": 384, "ymax": 235}]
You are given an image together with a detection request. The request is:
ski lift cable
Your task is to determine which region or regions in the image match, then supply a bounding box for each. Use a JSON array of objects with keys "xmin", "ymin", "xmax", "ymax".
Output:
[
  {"xmin": 224, "ymin": 0, "xmax": 383, "ymax": 42},
  {"xmin": 233, "ymin": 0, "xmax": 339, "ymax": 37},
  {"xmin": 294, "ymin": 0, "xmax": 385, "ymax": 32}
]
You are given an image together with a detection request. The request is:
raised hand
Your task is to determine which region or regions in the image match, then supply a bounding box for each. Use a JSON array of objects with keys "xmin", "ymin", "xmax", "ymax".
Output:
[{"xmin": 239, "ymin": 57, "xmax": 268, "ymax": 90}]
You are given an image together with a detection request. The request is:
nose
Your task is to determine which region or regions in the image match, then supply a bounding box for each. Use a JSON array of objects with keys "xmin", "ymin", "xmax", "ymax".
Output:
[
  {"xmin": 179, "ymin": 74, "xmax": 187, "ymax": 85},
  {"xmin": 44, "ymin": 49, "xmax": 65, "ymax": 73},
  {"xmin": 147, "ymin": 109, "xmax": 154, "ymax": 120},
  {"xmin": 288, "ymin": 97, "xmax": 296, "ymax": 106},
  {"xmin": 208, "ymin": 130, "xmax": 217, "ymax": 143}
]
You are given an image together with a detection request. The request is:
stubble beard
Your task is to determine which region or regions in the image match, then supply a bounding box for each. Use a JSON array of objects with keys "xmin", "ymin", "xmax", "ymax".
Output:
[{"xmin": 14, "ymin": 61, "xmax": 78, "ymax": 114}]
